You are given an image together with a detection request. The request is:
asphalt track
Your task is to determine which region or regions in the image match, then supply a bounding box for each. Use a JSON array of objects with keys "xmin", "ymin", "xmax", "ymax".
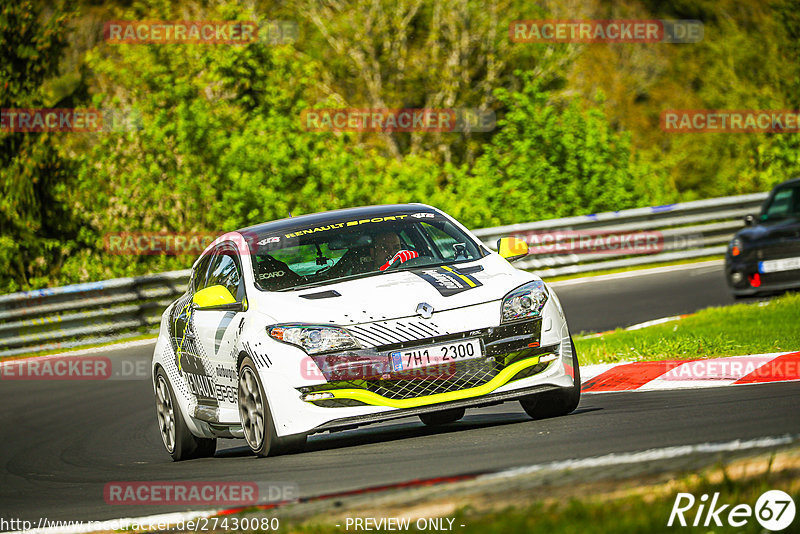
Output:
[
  {"xmin": 2, "ymin": 261, "xmax": 792, "ymax": 526},
  {"xmin": 552, "ymin": 260, "xmax": 736, "ymax": 333}
]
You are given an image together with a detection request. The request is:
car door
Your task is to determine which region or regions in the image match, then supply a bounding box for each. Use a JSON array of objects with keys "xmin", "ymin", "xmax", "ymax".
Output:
[
  {"xmin": 191, "ymin": 243, "xmax": 248, "ymax": 417},
  {"xmin": 168, "ymin": 251, "xmax": 219, "ymax": 409}
]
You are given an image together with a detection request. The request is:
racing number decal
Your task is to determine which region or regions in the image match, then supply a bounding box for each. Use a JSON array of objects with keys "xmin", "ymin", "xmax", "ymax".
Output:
[{"xmin": 412, "ymin": 265, "xmax": 482, "ymax": 296}]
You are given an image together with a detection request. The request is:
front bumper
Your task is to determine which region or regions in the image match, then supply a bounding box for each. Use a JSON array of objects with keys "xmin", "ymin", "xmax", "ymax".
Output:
[
  {"xmin": 726, "ymin": 256, "xmax": 800, "ymax": 296},
  {"xmin": 299, "ymin": 319, "xmax": 552, "ymax": 407},
  {"xmin": 311, "ymin": 383, "xmax": 561, "ymax": 434},
  {"xmin": 259, "ymin": 298, "xmax": 574, "ymax": 437}
]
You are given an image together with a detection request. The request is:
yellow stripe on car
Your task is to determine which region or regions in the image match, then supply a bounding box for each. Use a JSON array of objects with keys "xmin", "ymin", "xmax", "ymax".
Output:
[
  {"xmin": 440, "ymin": 265, "xmax": 477, "ymax": 287},
  {"xmin": 317, "ymin": 356, "xmax": 543, "ymax": 409}
]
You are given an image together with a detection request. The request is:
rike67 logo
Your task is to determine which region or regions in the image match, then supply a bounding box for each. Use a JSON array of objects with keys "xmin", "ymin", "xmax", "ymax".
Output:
[{"xmin": 668, "ymin": 490, "xmax": 796, "ymax": 531}]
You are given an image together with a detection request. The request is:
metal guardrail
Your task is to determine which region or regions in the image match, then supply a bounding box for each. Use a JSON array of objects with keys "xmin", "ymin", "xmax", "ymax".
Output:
[
  {"xmin": 0, "ymin": 192, "xmax": 768, "ymax": 356},
  {"xmin": 473, "ymin": 192, "xmax": 767, "ymax": 276},
  {"xmin": 0, "ymin": 271, "xmax": 190, "ymax": 357}
]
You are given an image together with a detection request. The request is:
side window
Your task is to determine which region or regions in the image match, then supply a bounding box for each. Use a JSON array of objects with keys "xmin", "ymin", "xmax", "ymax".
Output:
[
  {"xmin": 421, "ymin": 222, "xmax": 458, "ymax": 260},
  {"xmin": 395, "ymin": 226, "xmax": 428, "ymax": 253},
  {"xmin": 764, "ymin": 188, "xmax": 794, "ymax": 220},
  {"xmin": 205, "ymin": 246, "xmax": 245, "ymax": 301},
  {"xmin": 419, "ymin": 221, "xmax": 481, "ymax": 261},
  {"xmin": 191, "ymin": 254, "xmax": 212, "ymax": 293}
]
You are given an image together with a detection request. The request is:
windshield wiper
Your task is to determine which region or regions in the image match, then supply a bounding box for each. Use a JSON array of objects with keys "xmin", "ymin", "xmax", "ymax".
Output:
[
  {"xmin": 277, "ymin": 271, "xmax": 382, "ymax": 291},
  {"xmin": 395, "ymin": 258, "xmax": 473, "ymax": 271},
  {"xmin": 277, "ymin": 258, "xmax": 479, "ymax": 292}
]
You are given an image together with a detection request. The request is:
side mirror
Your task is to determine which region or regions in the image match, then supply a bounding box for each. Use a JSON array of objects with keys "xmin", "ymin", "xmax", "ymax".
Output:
[
  {"xmin": 192, "ymin": 285, "xmax": 243, "ymax": 311},
  {"xmin": 497, "ymin": 236, "xmax": 529, "ymax": 262},
  {"xmin": 743, "ymin": 214, "xmax": 756, "ymax": 226}
]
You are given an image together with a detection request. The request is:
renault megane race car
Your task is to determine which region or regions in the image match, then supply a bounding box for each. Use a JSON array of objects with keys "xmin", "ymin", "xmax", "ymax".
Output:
[{"xmin": 152, "ymin": 205, "xmax": 580, "ymax": 460}]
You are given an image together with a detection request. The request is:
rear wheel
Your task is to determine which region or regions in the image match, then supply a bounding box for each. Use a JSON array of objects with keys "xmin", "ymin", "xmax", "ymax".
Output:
[
  {"xmin": 238, "ymin": 357, "xmax": 306, "ymax": 457},
  {"xmin": 520, "ymin": 337, "xmax": 581, "ymax": 419},
  {"xmin": 155, "ymin": 369, "xmax": 217, "ymax": 461},
  {"xmin": 419, "ymin": 407, "xmax": 465, "ymax": 426}
]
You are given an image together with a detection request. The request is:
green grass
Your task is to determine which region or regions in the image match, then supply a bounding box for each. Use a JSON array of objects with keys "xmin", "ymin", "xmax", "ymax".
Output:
[
  {"xmin": 229, "ymin": 449, "xmax": 800, "ymax": 534},
  {"xmin": 541, "ymin": 255, "xmax": 724, "ymax": 283},
  {"xmin": 575, "ymin": 292, "xmax": 800, "ymax": 365},
  {"xmin": 436, "ymin": 476, "xmax": 798, "ymax": 534}
]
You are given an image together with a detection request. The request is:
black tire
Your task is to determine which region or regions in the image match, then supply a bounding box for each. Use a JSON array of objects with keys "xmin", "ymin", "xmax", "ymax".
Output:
[
  {"xmin": 419, "ymin": 407, "xmax": 465, "ymax": 426},
  {"xmin": 154, "ymin": 369, "xmax": 217, "ymax": 461},
  {"xmin": 520, "ymin": 336, "xmax": 581, "ymax": 419},
  {"xmin": 238, "ymin": 357, "xmax": 306, "ymax": 457}
]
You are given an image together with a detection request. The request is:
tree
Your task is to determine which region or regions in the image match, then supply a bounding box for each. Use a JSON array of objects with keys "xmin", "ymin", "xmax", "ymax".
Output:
[
  {"xmin": 0, "ymin": 0, "xmax": 77, "ymax": 292},
  {"xmin": 465, "ymin": 73, "xmax": 642, "ymax": 228}
]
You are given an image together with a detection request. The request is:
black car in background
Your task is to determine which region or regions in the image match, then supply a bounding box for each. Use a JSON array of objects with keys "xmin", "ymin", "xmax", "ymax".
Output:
[{"xmin": 726, "ymin": 178, "xmax": 800, "ymax": 297}]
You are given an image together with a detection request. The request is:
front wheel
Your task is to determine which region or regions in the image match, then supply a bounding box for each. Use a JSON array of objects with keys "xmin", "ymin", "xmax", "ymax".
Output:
[
  {"xmin": 238, "ymin": 357, "xmax": 306, "ymax": 457},
  {"xmin": 154, "ymin": 369, "xmax": 216, "ymax": 461},
  {"xmin": 520, "ymin": 336, "xmax": 581, "ymax": 419}
]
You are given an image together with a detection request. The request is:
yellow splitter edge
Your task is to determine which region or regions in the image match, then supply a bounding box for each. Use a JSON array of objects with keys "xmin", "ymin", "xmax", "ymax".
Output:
[{"xmin": 320, "ymin": 356, "xmax": 546, "ymax": 409}]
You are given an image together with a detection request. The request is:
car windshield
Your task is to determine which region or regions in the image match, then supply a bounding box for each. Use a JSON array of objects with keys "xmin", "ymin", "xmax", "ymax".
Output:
[
  {"xmin": 245, "ymin": 211, "xmax": 485, "ymax": 291},
  {"xmin": 761, "ymin": 184, "xmax": 800, "ymax": 222}
]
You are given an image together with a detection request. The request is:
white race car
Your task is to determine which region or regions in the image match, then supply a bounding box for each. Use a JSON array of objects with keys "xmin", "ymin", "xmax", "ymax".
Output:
[{"xmin": 152, "ymin": 205, "xmax": 580, "ymax": 460}]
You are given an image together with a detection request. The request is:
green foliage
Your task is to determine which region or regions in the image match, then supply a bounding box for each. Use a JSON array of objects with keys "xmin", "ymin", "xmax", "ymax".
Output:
[
  {"xmin": 4, "ymin": 0, "xmax": 800, "ymax": 292},
  {"xmin": 0, "ymin": 0, "xmax": 77, "ymax": 293},
  {"xmin": 63, "ymin": 2, "xmax": 454, "ymax": 282},
  {"xmin": 464, "ymin": 74, "xmax": 641, "ymax": 227}
]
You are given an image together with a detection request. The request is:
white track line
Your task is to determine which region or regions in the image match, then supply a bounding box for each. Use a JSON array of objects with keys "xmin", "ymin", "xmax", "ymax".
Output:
[
  {"xmin": 549, "ymin": 259, "xmax": 723, "ymax": 287},
  {"xmin": 14, "ymin": 435, "xmax": 797, "ymax": 534},
  {"xmin": 479, "ymin": 434, "xmax": 798, "ymax": 481},
  {"xmin": 625, "ymin": 315, "xmax": 684, "ymax": 331}
]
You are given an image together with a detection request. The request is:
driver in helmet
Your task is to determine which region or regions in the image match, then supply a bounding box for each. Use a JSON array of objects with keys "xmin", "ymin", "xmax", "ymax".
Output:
[{"xmin": 371, "ymin": 232, "xmax": 418, "ymax": 271}]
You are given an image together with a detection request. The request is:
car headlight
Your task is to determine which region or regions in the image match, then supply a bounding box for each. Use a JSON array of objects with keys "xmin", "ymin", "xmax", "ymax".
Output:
[
  {"xmin": 268, "ymin": 325, "xmax": 360, "ymax": 354},
  {"xmin": 501, "ymin": 280, "xmax": 548, "ymax": 323},
  {"xmin": 729, "ymin": 238, "xmax": 743, "ymax": 256}
]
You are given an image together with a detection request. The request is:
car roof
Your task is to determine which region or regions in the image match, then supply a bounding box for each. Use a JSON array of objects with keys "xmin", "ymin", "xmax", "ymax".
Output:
[
  {"xmin": 773, "ymin": 177, "xmax": 800, "ymax": 189},
  {"xmin": 237, "ymin": 203, "xmax": 439, "ymax": 236}
]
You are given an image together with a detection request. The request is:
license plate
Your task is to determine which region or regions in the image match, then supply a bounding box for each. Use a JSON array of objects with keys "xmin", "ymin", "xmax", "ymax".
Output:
[
  {"xmin": 390, "ymin": 338, "xmax": 483, "ymax": 372},
  {"xmin": 759, "ymin": 257, "xmax": 800, "ymax": 273}
]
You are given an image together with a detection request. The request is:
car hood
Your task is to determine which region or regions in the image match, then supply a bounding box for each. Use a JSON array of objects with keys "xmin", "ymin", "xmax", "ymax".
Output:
[
  {"xmin": 736, "ymin": 217, "xmax": 800, "ymax": 242},
  {"xmin": 251, "ymin": 255, "xmax": 536, "ymax": 325}
]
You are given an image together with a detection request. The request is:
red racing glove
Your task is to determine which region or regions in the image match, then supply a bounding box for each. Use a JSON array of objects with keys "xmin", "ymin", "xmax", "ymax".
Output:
[{"xmin": 379, "ymin": 250, "xmax": 419, "ymax": 271}]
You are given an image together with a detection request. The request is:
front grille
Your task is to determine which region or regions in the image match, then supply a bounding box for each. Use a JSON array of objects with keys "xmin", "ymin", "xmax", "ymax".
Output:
[
  {"xmin": 299, "ymin": 319, "xmax": 551, "ymax": 404},
  {"xmin": 757, "ymin": 241, "xmax": 800, "ymax": 259},
  {"xmin": 365, "ymin": 358, "xmax": 499, "ymax": 400},
  {"xmin": 348, "ymin": 319, "xmax": 448, "ymax": 348}
]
